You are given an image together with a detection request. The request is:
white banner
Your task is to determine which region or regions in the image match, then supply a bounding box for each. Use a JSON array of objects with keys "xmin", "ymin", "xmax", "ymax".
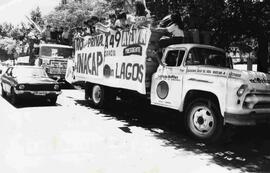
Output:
[{"xmin": 67, "ymin": 28, "xmax": 151, "ymax": 94}]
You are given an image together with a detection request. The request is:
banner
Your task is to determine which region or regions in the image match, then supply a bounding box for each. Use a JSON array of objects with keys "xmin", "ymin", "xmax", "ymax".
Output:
[{"xmin": 67, "ymin": 28, "xmax": 151, "ymax": 94}]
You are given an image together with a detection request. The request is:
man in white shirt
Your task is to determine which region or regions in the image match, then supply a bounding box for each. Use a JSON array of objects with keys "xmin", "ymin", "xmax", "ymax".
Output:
[{"xmin": 158, "ymin": 13, "xmax": 184, "ymax": 49}]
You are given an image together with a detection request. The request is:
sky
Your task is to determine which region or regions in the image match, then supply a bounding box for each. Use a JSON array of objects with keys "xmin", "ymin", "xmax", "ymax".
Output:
[{"xmin": 0, "ymin": 0, "xmax": 60, "ymax": 25}]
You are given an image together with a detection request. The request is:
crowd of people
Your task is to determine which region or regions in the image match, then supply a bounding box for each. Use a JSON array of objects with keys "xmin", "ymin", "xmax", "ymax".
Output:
[
  {"xmin": 70, "ymin": 1, "xmax": 184, "ymax": 53},
  {"xmin": 40, "ymin": 25, "xmax": 72, "ymax": 45},
  {"xmin": 72, "ymin": 1, "xmax": 153, "ymax": 38},
  {"xmin": 29, "ymin": 0, "xmax": 185, "ymax": 54}
]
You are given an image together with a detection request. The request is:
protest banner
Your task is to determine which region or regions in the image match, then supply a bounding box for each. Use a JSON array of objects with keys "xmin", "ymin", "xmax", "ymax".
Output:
[{"xmin": 66, "ymin": 27, "xmax": 151, "ymax": 94}]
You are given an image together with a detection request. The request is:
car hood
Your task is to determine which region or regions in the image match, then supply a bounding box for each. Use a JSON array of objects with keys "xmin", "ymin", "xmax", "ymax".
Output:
[
  {"xmin": 229, "ymin": 69, "xmax": 270, "ymax": 91},
  {"xmin": 16, "ymin": 77, "xmax": 57, "ymax": 84}
]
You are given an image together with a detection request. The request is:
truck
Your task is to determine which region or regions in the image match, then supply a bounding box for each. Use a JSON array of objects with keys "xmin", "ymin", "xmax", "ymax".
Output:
[
  {"xmin": 66, "ymin": 27, "xmax": 270, "ymax": 142},
  {"xmin": 34, "ymin": 43, "xmax": 73, "ymax": 81}
]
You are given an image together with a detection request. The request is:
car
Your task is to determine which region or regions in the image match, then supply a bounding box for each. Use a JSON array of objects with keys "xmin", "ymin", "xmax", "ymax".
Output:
[{"xmin": 0, "ymin": 65, "xmax": 61, "ymax": 105}]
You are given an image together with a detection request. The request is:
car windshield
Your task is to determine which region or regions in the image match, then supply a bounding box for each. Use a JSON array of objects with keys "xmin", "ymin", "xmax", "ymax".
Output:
[
  {"xmin": 186, "ymin": 48, "xmax": 232, "ymax": 68},
  {"xmin": 12, "ymin": 67, "xmax": 48, "ymax": 78},
  {"xmin": 40, "ymin": 46, "xmax": 73, "ymax": 58}
]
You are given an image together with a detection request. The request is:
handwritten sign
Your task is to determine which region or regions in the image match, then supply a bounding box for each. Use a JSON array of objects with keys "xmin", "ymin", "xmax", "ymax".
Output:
[{"xmin": 68, "ymin": 28, "xmax": 151, "ymax": 94}]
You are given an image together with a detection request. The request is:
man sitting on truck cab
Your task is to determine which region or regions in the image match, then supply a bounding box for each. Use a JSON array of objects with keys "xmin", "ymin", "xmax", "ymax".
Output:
[{"xmin": 157, "ymin": 13, "xmax": 184, "ymax": 49}]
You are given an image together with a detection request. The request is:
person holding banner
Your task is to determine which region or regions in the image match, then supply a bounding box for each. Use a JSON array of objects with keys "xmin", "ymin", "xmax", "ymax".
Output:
[
  {"xmin": 108, "ymin": 13, "xmax": 117, "ymax": 30},
  {"xmin": 133, "ymin": 1, "xmax": 151, "ymax": 28},
  {"xmin": 135, "ymin": 1, "xmax": 150, "ymax": 17},
  {"xmin": 115, "ymin": 12, "xmax": 132, "ymax": 30},
  {"xmin": 84, "ymin": 16, "xmax": 99, "ymax": 35}
]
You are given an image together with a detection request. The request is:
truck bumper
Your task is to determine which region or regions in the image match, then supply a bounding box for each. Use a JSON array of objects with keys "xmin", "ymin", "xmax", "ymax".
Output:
[{"xmin": 224, "ymin": 112, "xmax": 270, "ymax": 126}]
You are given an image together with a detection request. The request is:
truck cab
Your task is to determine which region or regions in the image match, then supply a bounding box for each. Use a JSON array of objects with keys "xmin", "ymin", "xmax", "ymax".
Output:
[
  {"xmin": 34, "ymin": 43, "xmax": 73, "ymax": 81},
  {"xmin": 151, "ymin": 44, "xmax": 270, "ymax": 141}
]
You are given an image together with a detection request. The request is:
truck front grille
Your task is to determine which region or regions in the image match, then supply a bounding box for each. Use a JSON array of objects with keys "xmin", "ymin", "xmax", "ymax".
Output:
[{"xmin": 244, "ymin": 94, "xmax": 270, "ymax": 109}]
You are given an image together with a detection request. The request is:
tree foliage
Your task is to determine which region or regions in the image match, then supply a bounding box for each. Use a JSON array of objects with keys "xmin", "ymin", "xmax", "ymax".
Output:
[
  {"xmin": 146, "ymin": 0, "xmax": 269, "ymax": 72},
  {"xmin": 222, "ymin": 0, "xmax": 269, "ymax": 72},
  {"xmin": 44, "ymin": 1, "xmax": 110, "ymax": 28},
  {"xmin": 30, "ymin": 7, "xmax": 44, "ymax": 26}
]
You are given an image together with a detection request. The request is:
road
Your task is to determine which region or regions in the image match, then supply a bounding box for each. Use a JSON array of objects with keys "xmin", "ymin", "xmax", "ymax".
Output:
[{"xmin": 0, "ymin": 88, "xmax": 270, "ymax": 173}]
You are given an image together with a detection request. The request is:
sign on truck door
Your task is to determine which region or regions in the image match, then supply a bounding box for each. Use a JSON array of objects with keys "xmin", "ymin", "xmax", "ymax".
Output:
[{"xmin": 151, "ymin": 48, "xmax": 186, "ymax": 110}]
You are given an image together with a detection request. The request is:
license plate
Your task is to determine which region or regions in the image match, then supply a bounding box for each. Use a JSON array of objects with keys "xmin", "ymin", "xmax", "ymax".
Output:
[
  {"xmin": 34, "ymin": 91, "xmax": 46, "ymax": 96},
  {"xmin": 49, "ymin": 68, "xmax": 65, "ymax": 74},
  {"xmin": 49, "ymin": 68, "xmax": 61, "ymax": 74}
]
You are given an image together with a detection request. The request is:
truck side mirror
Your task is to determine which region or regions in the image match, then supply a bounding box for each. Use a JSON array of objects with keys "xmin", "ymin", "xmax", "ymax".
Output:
[{"xmin": 0, "ymin": 70, "xmax": 2, "ymax": 74}]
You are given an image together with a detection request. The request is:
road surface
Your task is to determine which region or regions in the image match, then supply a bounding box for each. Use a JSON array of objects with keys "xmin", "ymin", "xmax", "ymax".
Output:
[{"xmin": 0, "ymin": 88, "xmax": 269, "ymax": 173}]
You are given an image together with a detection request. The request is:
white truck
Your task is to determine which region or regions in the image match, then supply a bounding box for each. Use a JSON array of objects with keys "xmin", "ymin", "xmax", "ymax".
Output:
[{"xmin": 66, "ymin": 27, "xmax": 270, "ymax": 142}]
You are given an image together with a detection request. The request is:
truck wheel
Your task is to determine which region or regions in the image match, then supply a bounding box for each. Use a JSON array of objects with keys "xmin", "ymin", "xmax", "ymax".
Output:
[
  {"xmin": 91, "ymin": 84, "xmax": 105, "ymax": 108},
  {"xmin": 185, "ymin": 98, "xmax": 223, "ymax": 142}
]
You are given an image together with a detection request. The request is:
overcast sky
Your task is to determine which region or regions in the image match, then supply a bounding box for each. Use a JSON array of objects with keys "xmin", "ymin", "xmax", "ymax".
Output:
[{"xmin": 0, "ymin": 0, "xmax": 60, "ymax": 25}]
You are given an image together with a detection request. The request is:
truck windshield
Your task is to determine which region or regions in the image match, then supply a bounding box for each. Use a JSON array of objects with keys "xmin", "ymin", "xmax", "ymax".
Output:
[
  {"xmin": 40, "ymin": 46, "xmax": 73, "ymax": 58},
  {"xmin": 186, "ymin": 48, "xmax": 232, "ymax": 69}
]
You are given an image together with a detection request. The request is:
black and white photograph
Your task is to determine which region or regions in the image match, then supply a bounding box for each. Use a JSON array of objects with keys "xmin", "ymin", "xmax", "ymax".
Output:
[{"xmin": 0, "ymin": 0, "xmax": 269, "ymax": 172}]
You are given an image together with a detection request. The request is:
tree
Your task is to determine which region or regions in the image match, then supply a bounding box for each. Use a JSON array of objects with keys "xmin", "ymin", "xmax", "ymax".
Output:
[
  {"xmin": 223, "ymin": 0, "xmax": 269, "ymax": 72},
  {"xmin": 44, "ymin": 1, "xmax": 101, "ymax": 28},
  {"xmin": 0, "ymin": 36, "xmax": 21, "ymax": 59},
  {"xmin": 0, "ymin": 23, "xmax": 14, "ymax": 37},
  {"xmin": 30, "ymin": 7, "xmax": 44, "ymax": 26},
  {"xmin": 146, "ymin": 0, "xmax": 269, "ymax": 72}
]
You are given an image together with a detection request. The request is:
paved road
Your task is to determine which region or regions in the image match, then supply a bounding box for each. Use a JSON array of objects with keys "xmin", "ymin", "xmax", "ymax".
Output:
[{"xmin": 0, "ymin": 89, "xmax": 269, "ymax": 173}]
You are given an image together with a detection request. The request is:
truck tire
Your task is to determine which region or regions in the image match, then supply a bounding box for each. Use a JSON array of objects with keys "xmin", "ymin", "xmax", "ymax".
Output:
[
  {"xmin": 185, "ymin": 98, "xmax": 223, "ymax": 142},
  {"xmin": 91, "ymin": 84, "xmax": 105, "ymax": 108}
]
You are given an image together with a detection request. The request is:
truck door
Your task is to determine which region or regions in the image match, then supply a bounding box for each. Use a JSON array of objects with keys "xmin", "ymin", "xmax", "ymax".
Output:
[{"xmin": 151, "ymin": 48, "xmax": 186, "ymax": 110}]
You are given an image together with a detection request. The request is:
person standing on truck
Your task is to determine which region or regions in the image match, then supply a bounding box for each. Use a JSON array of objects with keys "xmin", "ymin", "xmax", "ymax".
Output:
[
  {"xmin": 131, "ymin": 1, "xmax": 151, "ymax": 29},
  {"xmin": 41, "ymin": 25, "xmax": 52, "ymax": 43},
  {"xmin": 62, "ymin": 27, "xmax": 71, "ymax": 45},
  {"xmin": 115, "ymin": 12, "xmax": 131, "ymax": 30},
  {"xmin": 50, "ymin": 27, "xmax": 58, "ymax": 43},
  {"xmin": 135, "ymin": 1, "xmax": 150, "ymax": 17},
  {"xmin": 157, "ymin": 12, "xmax": 184, "ymax": 49},
  {"xmin": 27, "ymin": 25, "xmax": 40, "ymax": 65},
  {"xmin": 83, "ymin": 16, "xmax": 99, "ymax": 35},
  {"xmin": 57, "ymin": 27, "xmax": 64, "ymax": 44},
  {"xmin": 108, "ymin": 13, "xmax": 117, "ymax": 30}
]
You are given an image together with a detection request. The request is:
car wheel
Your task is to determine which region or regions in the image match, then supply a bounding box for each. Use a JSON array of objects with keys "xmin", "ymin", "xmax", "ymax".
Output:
[
  {"xmin": 1, "ymin": 84, "xmax": 6, "ymax": 98},
  {"xmin": 10, "ymin": 88, "xmax": 18, "ymax": 105},
  {"xmin": 49, "ymin": 96, "xmax": 57, "ymax": 105},
  {"xmin": 185, "ymin": 98, "xmax": 223, "ymax": 143},
  {"xmin": 91, "ymin": 84, "xmax": 105, "ymax": 108}
]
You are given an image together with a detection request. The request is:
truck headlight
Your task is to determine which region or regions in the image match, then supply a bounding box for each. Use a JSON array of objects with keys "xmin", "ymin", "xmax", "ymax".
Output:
[
  {"xmin": 18, "ymin": 84, "xmax": 25, "ymax": 90},
  {"xmin": 54, "ymin": 84, "xmax": 59, "ymax": 90},
  {"xmin": 237, "ymin": 84, "xmax": 248, "ymax": 97}
]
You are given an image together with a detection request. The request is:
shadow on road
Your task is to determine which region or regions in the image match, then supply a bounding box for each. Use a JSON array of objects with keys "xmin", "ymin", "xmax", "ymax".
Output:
[
  {"xmin": 2, "ymin": 97, "xmax": 62, "ymax": 108},
  {"xmin": 75, "ymin": 99, "xmax": 270, "ymax": 172}
]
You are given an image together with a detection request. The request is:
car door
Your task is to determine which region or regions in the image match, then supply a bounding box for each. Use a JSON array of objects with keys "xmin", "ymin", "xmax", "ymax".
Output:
[
  {"xmin": 2, "ymin": 67, "xmax": 15, "ymax": 95},
  {"xmin": 1, "ymin": 67, "xmax": 11, "ymax": 93},
  {"xmin": 151, "ymin": 48, "xmax": 186, "ymax": 110}
]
